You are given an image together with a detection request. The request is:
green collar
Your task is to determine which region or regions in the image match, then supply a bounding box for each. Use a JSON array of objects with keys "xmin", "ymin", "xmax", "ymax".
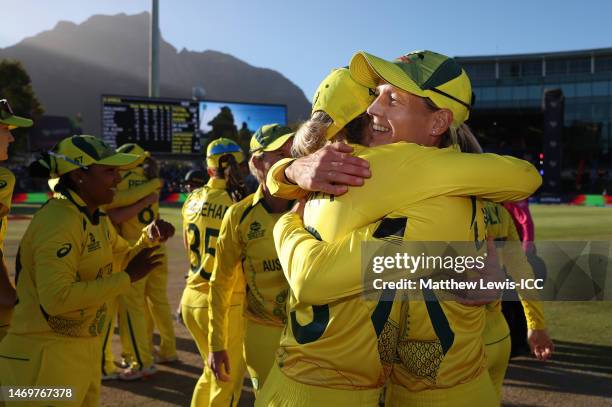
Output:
[{"xmin": 56, "ymin": 184, "xmax": 102, "ymax": 225}]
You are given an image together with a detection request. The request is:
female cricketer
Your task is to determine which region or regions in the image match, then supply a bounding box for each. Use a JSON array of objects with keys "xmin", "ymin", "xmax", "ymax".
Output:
[
  {"xmin": 259, "ymin": 51, "xmax": 542, "ymax": 406},
  {"xmin": 180, "ymin": 137, "xmax": 247, "ymax": 406},
  {"xmin": 0, "ymin": 135, "xmax": 174, "ymax": 406},
  {"xmin": 207, "ymin": 125, "xmax": 294, "ymax": 397},
  {"xmin": 0, "ymin": 99, "xmax": 32, "ymax": 340},
  {"xmin": 104, "ymin": 143, "xmax": 176, "ymax": 380}
]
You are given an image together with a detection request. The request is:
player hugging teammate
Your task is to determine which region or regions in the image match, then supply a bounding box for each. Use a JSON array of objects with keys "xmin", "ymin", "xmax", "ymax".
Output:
[{"xmin": 0, "ymin": 49, "xmax": 553, "ymax": 407}]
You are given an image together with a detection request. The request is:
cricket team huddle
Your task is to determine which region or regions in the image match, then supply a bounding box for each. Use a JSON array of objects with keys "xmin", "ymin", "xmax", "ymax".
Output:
[{"xmin": 0, "ymin": 49, "xmax": 555, "ymax": 406}]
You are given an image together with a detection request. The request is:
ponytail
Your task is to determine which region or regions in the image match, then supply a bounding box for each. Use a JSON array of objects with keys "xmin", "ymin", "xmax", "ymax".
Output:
[
  {"xmin": 218, "ymin": 154, "xmax": 249, "ymax": 203},
  {"xmin": 450, "ymin": 123, "xmax": 483, "ymax": 154}
]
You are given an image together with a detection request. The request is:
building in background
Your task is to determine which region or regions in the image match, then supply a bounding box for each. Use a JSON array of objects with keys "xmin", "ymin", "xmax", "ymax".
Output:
[{"xmin": 457, "ymin": 48, "xmax": 612, "ymax": 196}]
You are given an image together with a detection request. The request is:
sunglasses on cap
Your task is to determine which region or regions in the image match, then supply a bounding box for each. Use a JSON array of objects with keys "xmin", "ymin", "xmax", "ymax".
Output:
[
  {"xmin": 428, "ymin": 89, "xmax": 476, "ymax": 111},
  {"xmin": 0, "ymin": 99, "xmax": 14, "ymax": 120},
  {"xmin": 48, "ymin": 151, "xmax": 89, "ymax": 170}
]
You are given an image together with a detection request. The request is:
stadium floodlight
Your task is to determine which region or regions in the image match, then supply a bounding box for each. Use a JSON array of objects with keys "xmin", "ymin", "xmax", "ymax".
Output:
[{"xmin": 149, "ymin": 0, "xmax": 160, "ymax": 97}]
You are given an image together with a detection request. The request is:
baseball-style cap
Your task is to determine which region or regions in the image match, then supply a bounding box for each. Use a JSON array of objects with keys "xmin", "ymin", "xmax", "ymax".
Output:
[
  {"xmin": 0, "ymin": 99, "xmax": 33, "ymax": 129},
  {"xmin": 249, "ymin": 124, "xmax": 294, "ymax": 154},
  {"xmin": 206, "ymin": 137, "xmax": 244, "ymax": 168},
  {"xmin": 312, "ymin": 68, "xmax": 374, "ymax": 140},
  {"xmin": 41, "ymin": 135, "xmax": 144, "ymax": 177},
  {"xmin": 116, "ymin": 143, "xmax": 150, "ymax": 158},
  {"xmin": 349, "ymin": 50, "xmax": 473, "ymax": 127}
]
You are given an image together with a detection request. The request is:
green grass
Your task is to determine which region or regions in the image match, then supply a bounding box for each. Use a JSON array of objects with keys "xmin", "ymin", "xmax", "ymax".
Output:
[
  {"xmin": 527, "ymin": 205, "xmax": 612, "ymax": 347},
  {"xmin": 531, "ymin": 204, "xmax": 612, "ymax": 240}
]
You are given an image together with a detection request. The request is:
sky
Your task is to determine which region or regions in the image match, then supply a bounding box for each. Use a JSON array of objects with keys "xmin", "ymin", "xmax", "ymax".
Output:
[{"xmin": 2, "ymin": 0, "xmax": 612, "ymax": 100}]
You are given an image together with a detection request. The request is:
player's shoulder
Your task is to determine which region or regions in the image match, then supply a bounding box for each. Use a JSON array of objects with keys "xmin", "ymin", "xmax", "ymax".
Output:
[
  {"xmin": 353, "ymin": 142, "xmax": 443, "ymax": 177},
  {"xmin": 0, "ymin": 166, "xmax": 16, "ymax": 184},
  {"xmin": 29, "ymin": 198, "xmax": 85, "ymax": 239},
  {"xmin": 354, "ymin": 142, "xmax": 438, "ymax": 159},
  {"xmin": 226, "ymin": 192, "xmax": 256, "ymax": 223}
]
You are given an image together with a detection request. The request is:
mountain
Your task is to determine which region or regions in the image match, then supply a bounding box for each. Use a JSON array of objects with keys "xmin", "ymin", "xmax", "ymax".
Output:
[{"xmin": 0, "ymin": 12, "xmax": 311, "ymax": 135}]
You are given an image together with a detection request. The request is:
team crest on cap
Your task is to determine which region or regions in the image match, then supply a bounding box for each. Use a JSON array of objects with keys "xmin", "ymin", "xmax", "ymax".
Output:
[{"xmin": 397, "ymin": 55, "xmax": 414, "ymax": 64}]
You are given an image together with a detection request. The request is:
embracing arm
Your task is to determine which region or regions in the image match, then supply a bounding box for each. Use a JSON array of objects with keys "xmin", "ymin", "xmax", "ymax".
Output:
[
  {"xmin": 274, "ymin": 212, "xmax": 385, "ymax": 304},
  {"xmin": 107, "ymin": 192, "xmax": 158, "ymax": 224},
  {"xmin": 105, "ymin": 178, "xmax": 162, "ymax": 209}
]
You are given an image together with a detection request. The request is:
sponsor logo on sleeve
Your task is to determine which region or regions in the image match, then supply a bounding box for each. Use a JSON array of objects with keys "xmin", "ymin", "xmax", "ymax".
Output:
[{"xmin": 57, "ymin": 243, "xmax": 72, "ymax": 258}]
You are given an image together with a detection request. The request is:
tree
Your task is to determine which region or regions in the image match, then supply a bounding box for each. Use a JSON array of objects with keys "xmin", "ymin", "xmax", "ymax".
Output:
[
  {"xmin": 206, "ymin": 106, "xmax": 238, "ymax": 141},
  {"xmin": 0, "ymin": 59, "xmax": 44, "ymax": 159}
]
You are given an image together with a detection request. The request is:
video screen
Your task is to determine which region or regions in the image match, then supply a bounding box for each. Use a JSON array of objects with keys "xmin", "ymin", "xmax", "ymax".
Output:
[{"xmin": 102, "ymin": 96, "xmax": 287, "ymax": 154}]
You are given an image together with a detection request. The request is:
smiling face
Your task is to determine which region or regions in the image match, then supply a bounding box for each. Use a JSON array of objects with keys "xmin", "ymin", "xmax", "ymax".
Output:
[
  {"xmin": 71, "ymin": 164, "xmax": 121, "ymax": 207},
  {"xmin": 0, "ymin": 124, "xmax": 15, "ymax": 161},
  {"xmin": 250, "ymin": 138, "xmax": 294, "ymax": 184},
  {"xmin": 366, "ymin": 83, "xmax": 452, "ymax": 148}
]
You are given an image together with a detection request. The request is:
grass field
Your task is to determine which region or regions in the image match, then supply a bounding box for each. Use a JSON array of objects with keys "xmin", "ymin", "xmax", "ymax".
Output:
[{"xmin": 4, "ymin": 204, "xmax": 612, "ymax": 406}]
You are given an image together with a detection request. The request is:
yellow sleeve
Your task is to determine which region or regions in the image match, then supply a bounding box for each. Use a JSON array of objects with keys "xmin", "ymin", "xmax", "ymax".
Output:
[
  {"xmin": 0, "ymin": 168, "xmax": 16, "ymax": 211},
  {"xmin": 500, "ymin": 208, "xmax": 546, "ymax": 330},
  {"xmin": 34, "ymin": 218, "xmax": 131, "ymax": 316},
  {"xmin": 266, "ymin": 158, "xmax": 308, "ymax": 200},
  {"xmin": 274, "ymin": 212, "xmax": 385, "ymax": 304},
  {"xmin": 208, "ymin": 203, "xmax": 243, "ymax": 351},
  {"xmin": 336, "ymin": 145, "xmax": 540, "ymax": 228},
  {"xmin": 105, "ymin": 178, "xmax": 162, "ymax": 209},
  {"xmin": 387, "ymin": 145, "xmax": 542, "ymax": 205}
]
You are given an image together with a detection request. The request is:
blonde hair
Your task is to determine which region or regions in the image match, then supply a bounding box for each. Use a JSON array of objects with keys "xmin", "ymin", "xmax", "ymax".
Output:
[
  {"xmin": 292, "ymin": 110, "xmax": 369, "ymax": 158},
  {"xmin": 291, "ymin": 111, "xmax": 333, "ymax": 158},
  {"xmin": 449, "ymin": 124, "xmax": 483, "ymax": 153}
]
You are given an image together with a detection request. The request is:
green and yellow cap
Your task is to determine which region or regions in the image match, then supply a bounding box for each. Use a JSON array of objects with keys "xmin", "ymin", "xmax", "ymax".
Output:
[
  {"xmin": 312, "ymin": 68, "xmax": 374, "ymax": 140},
  {"xmin": 249, "ymin": 124, "xmax": 294, "ymax": 154},
  {"xmin": 116, "ymin": 143, "xmax": 150, "ymax": 159},
  {"xmin": 349, "ymin": 50, "xmax": 473, "ymax": 127},
  {"xmin": 42, "ymin": 135, "xmax": 144, "ymax": 177},
  {"xmin": 206, "ymin": 137, "xmax": 244, "ymax": 168},
  {"xmin": 0, "ymin": 99, "xmax": 33, "ymax": 129}
]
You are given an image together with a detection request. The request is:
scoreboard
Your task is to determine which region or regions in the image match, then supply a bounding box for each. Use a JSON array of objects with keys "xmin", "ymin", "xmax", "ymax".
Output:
[
  {"xmin": 102, "ymin": 95, "xmax": 288, "ymax": 154},
  {"xmin": 102, "ymin": 96, "xmax": 200, "ymax": 153}
]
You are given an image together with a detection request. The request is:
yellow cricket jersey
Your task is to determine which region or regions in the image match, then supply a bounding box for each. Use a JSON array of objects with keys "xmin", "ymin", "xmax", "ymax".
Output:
[
  {"xmin": 483, "ymin": 202, "xmax": 546, "ymax": 344},
  {"xmin": 0, "ymin": 167, "xmax": 16, "ymax": 331},
  {"xmin": 0, "ymin": 167, "xmax": 16, "ymax": 251},
  {"xmin": 270, "ymin": 142, "xmax": 541, "ymax": 391},
  {"xmin": 181, "ymin": 178, "xmax": 244, "ymax": 306},
  {"xmin": 112, "ymin": 168, "xmax": 161, "ymax": 242},
  {"xmin": 208, "ymin": 186, "xmax": 289, "ymax": 352},
  {"xmin": 9, "ymin": 187, "xmax": 153, "ymax": 338}
]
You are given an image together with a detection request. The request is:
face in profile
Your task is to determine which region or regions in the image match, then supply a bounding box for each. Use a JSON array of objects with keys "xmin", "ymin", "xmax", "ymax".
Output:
[
  {"xmin": 0, "ymin": 124, "xmax": 15, "ymax": 161},
  {"xmin": 251, "ymin": 138, "xmax": 294, "ymax": 184},
  {"xmin": 77, "ymin": 164, "xmax": 122, "ymax": 206},
  {"xmin": 366, "ymin": 83, "xmax": 440, "ymax": 147}
]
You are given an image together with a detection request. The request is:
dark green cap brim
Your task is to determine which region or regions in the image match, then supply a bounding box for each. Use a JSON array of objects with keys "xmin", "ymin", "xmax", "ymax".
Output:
[{"xmin": 0, "ymin": 115, "xmax": 33, "ymax": 129}]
